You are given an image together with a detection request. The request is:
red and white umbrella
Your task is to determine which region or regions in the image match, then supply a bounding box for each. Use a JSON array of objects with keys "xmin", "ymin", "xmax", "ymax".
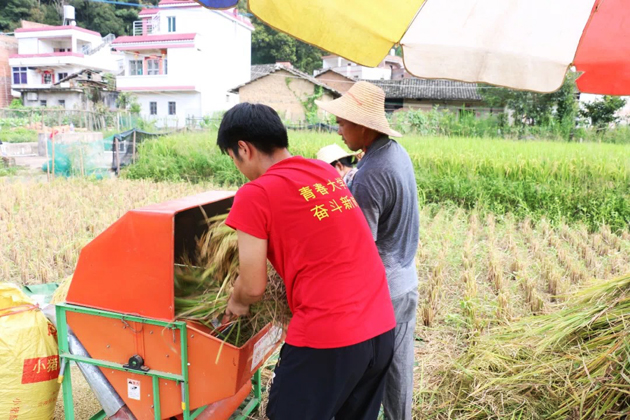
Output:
[{"xmin": 196, "ymin": 0, "xmax": 629, "ymax": 95}]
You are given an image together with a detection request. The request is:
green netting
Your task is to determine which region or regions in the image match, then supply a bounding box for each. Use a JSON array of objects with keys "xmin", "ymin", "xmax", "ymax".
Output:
[
  {"xmin": 41, "ymin": 128, "xmax": 167, "ymax": 177},
  {"xmin": 42, "ymin": 138, "xmax": 109, "ymax": 179}
]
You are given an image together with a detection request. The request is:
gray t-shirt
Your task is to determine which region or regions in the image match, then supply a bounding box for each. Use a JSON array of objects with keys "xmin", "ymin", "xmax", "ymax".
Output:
[{"xmin": 350, "ymin": 136, "xmax": 419, "ymax": 299}]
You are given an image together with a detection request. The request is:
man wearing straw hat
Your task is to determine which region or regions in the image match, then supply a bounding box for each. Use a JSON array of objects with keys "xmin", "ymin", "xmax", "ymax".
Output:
[{"xmin": 317, "ymin": 81, "xmax": 420, "ymax": 420}]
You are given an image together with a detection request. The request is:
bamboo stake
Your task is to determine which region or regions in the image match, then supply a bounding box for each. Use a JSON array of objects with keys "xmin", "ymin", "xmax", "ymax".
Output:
[
  {"xmin": 79, "ymin": 146, "xmax": 84, "ymax": 177},
  {"xmin": 114, "ymin": 137, "xmax": 120, "ymax": 176},
  {"xmin": 44, "ymin": 131, "xmax": 50, "ymax": 182},
  {"xmin": 51, "ymin": 134, "xmax": 55, "ymax": 180},
  {"xmin": 132, "ymin": 130, "xmax": 137, "ymax": 163}
]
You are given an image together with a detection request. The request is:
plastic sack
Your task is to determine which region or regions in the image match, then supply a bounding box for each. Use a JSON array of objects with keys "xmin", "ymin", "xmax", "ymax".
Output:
[{"xmin": 0, "ymin": 283, "xmax": 60, "ymax": 420}]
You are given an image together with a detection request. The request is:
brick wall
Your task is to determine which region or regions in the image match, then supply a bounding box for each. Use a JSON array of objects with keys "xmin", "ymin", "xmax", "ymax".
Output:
[
  {"xmin": 315, "ymin": 71, "xmax": 354, "ymax": 94},
  {"xmin": 0, "ymin": 35, "xmax": 19, "ymax": 108},
  {"xmin": 239, "ymin": 69, "xmax": 335, "ymax": 122}
]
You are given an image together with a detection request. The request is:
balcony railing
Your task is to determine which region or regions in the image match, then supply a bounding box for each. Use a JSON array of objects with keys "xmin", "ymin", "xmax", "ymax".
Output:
[
  {"xmin": 133, "ymin": 13, "xmax": 161, "ymax": 36},
  {"xmin": 82, "ymin": 34, "xmax": 115, "ymax": 55}
]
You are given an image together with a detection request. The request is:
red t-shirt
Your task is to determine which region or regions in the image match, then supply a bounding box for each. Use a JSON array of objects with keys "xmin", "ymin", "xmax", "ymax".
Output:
[{"xmin": 226, "ymin": 156, "xmax": 395, "ymax": 349}]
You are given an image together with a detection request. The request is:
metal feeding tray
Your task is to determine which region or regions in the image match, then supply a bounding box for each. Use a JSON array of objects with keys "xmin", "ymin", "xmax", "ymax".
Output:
[{"xmin": 57, "ymin": 191, "xmax": 282, "ymax": 420}]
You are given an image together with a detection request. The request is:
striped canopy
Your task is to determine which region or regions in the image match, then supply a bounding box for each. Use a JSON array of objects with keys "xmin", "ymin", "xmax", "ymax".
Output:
[{"xmin": 195, "ymin": 0, "xmax": 629, "ymax": 95}]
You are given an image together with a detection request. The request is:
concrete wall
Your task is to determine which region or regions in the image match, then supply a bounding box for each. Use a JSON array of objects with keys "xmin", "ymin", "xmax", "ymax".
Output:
[
  {"xmin": 238, "ymin": 70, "xmax": 336, "ymax": 122},
  {"xmin": 401, "ymin": 99, "xmax": 499, "ymax": 116},
  {"xmin": 22, "ymin": 91, "xmax": 84, "ymax": 109},
  {"xmin": 0, "ymin": 142, "xmax": 38, "ymax": 157},
  {"xmin": 0, "ymin": 35, "xmax": 18, "ymax": 108},
  {"xmin": 135, "ymin": 91, "xmax": 202, "ymax": 127}
]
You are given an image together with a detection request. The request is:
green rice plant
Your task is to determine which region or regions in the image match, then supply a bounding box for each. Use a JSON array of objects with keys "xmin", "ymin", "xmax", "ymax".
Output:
[{"xmin": 125, "ymin": 131, "xmax": 630, "ymax": 230}]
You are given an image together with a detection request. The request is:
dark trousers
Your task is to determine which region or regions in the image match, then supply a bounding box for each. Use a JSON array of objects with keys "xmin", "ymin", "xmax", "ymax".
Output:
[{"xmin": 266, "ymin": 329, "xmax": 395, "ymax": 420}]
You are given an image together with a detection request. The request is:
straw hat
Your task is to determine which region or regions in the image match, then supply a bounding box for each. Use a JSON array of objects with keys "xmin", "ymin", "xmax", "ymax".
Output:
[
  {"xmin": 317, "ymin": 144, "xmax": 360, "ymax": 164},
  {"xmin": 316, "ymin": 81, "xmax": 402, "ymax": 137}
]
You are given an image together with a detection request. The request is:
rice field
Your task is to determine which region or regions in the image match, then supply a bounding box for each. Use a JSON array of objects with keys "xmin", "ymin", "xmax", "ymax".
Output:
[
  {"xmin": 124, "ymin": 132, "xmax": 630, "ymax": 231},
  {"xmin": 3, "ymin": 177, "xmax": 630, "ymax": 418},
  {"xmin": 0, "ymin": 178, "xmax": 214, "ymax": 285},
  {"xmin": 413, "ymin": 206, "xmax": 630, "ymax": 419}
]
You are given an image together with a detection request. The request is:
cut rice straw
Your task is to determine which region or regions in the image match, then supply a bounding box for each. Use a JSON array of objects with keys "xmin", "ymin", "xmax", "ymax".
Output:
[
  {"xmin": 436, "ymin": 274, "xmax": 630, "ymax": 419},
  {"xmin": 174, "ymin": 213, "xmax": 290, "ymax": 348}
]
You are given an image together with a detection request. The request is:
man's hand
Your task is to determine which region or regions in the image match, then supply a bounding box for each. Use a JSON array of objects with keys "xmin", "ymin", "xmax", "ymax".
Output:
[
  {"xmin": 221, "ymin": 294, "xmax": 250, "ymax": 324},
  {"xmin": 220, "ymin": 230, "xmax": 268, "ymax": 324}
]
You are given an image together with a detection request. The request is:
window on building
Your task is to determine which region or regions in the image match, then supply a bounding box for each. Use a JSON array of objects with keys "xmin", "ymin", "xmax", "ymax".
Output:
[
  {"xmin": 168, "ymin": 101, "xmax": 176, "ymax": 115},
  {"xmin": 147, "ymin": 59, "xmax": 160, "ymax": 76},
  {"xmin": 58, "ymin": 99, "xmax": 65, "ymax": 108},
  {"xmin": 12, "ymin": 67, "xmax": 27, "ymax": 85},
  {"xmin": 43, "ymin": 73, "xmax": 53, "ymax": 84},
  {"xmin": 40, "ymin": 100, "xmax": 47, "ymax": 107},
  {"xmin": 168, "ymin": 16, "xmax": 176, "ymax": 32},
  {"xmin": 130, "ymin": 60, "xmax": 143, "ymax": 76},
  {"xmin": 150, "ymin": 102, "xmax": 157, "ymax": 115},
  {"xmin": 58, "ymin": 72, "xmax": 68, "ymax": 81},
  {"xmin": 164, "ymin": 59, "xmax": 168, "ymax": 75}
]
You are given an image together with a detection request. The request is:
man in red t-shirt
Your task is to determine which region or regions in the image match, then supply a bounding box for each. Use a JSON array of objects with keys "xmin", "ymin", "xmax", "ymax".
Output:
[{"xmin": 218, "ymin": 103, "xmax": 395, "ymax": 420}]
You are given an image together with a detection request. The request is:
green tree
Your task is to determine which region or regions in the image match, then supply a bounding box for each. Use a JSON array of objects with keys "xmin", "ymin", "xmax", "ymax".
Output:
[
  {"xmin": 480, "ymin": 74, "xmax": 579, "ymax": 128},
  {"xmin": 250, "ymin": 17, "xmax": 324, "ymax": 75},
  {"xmin": 0, "ymin": 0, "xmax": 37, "ymax": 32},
  {"xmin": 69, "ymin": 0, "xmax": 127, "ymax": 35},
  {"xmin": 580, "ymin": 95, "xmax": 627, "ymax": 130},
  {"xmin": 41, "ymin": 3, "xmax": 63, "ymax": 26},
  {"xmin": 114, "ymin": 8, "xmax": 139, "ymax": 36}
]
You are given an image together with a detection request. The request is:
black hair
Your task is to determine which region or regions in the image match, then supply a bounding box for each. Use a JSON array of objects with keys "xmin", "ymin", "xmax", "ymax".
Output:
[
  {"xmin": 217, "ymin": 103, "xmax": 288, "ymax": 156},
  {"xmin": 331, "ymin": 156, "xmax": 355, "ymax": 169}
]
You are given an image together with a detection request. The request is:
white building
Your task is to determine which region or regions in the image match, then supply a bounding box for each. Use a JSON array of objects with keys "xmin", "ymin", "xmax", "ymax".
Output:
[
  {"xmin": 9, "ymin": 21, "xmax": 120, "ymax": 109},
  {"xmin": 112, "ymin": 0, "xmax": 253, "ymax": 127},
  {"xmin": 319, "ymin": 53, "xmax": 404, "ymax": 81},
  {"xmin": 579, "ymin": 93, "xmax": 630, "ymax": 125}
]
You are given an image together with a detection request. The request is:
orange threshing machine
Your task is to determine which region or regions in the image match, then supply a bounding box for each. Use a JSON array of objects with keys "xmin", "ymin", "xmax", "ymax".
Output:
[{"xmin": 55, "ymin": 191, "xmax": 282, "ymax": 420}]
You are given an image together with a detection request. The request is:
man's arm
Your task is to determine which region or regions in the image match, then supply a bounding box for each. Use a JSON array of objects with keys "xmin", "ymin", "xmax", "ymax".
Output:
[{"xmin": 223, "ymin": 230, "xmax": 268, "ymax": 322}]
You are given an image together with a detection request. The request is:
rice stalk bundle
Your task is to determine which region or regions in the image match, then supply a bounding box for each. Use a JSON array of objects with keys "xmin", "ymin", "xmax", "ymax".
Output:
[
  {"xmin": 591, "ymin": 233, "xmax": 608, "ymax": 257},
  {"xmin": 174, "ymin": 214, "xmax": 290, "ymax": 347},
  {"xmin": 439, "ymin": 274, "xmax": 630, "ymax": 420},
  {"xmin": 601, "ymin": 225, "xmax": 622, "ymax": 252},
  {"xmin": 487, "ymin": 251, "xmax": 504, "ymax": 294}
]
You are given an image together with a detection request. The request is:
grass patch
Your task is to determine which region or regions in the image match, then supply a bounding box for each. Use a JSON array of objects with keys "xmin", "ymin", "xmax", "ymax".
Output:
[
  {"xmin": 0, "ymin": 127, "xmax": 38, "ymax": 143},
  {"xmin": 0, "ymin": 166, "xmax": 18, "ymax": 177}
]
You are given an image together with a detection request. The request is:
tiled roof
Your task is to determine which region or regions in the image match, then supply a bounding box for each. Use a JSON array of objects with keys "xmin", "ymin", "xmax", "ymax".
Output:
[
  {"xmin": 234, "ymin": 64, "xmax": 341, "ymax": 96},
  {"xmin": 313, "ymin": 68, "xmax": 354, "ymax": 81},
  {"xmin": 368, "ymin": 78, "xmax": 482, "ymax": 101},
  {"xmin": 15, "ymin": 25, "xmax": 101, "ymax": 37},
  {"xmin": 138, "ymin": 8, "xmax": 159, "ymax": 16},
  {"xmin": 112, "ymin": 33, "xmax": 196, "ymax": 44},
  {"xmin": 250, "ymin": 64, "xmax": 276, "ymax": 80}
]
